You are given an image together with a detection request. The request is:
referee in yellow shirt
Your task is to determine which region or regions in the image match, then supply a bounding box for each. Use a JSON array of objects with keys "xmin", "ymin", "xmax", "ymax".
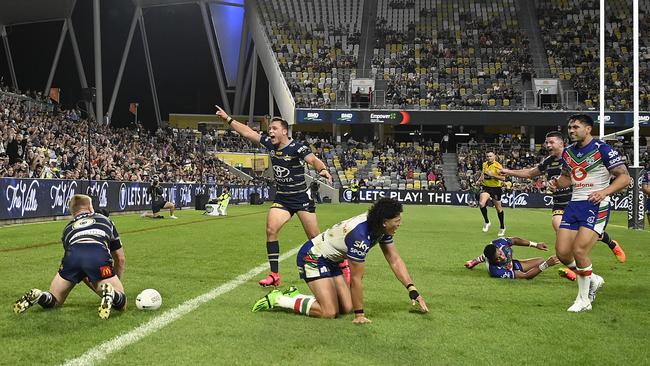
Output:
[{"xmin": 479, "ymin": 151, "xmax": 506, "ymax": 236}]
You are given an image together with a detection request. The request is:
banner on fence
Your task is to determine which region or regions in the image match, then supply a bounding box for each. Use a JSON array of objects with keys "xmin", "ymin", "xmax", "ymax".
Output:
[
  {"xmin": 0, "ymin": 178, "xmax": 275, "ymax": 220},
  {"xmin": 339, "ymin": 188, "xmax": 631, "ymax": 211}
]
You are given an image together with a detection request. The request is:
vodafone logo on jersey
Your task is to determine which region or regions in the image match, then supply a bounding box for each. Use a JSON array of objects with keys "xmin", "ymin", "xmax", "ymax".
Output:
[{"xmin": 571, "ymin": 166, "xmax": 588, "ymax": 181}]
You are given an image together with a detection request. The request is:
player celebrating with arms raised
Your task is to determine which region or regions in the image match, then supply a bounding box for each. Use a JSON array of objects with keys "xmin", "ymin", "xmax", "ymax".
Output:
[
  {"xmin": 550, "ymin": 114, "xmax": 630, "ymax": 312},
  {"xmin": 251, "ymin": 198, "xmax": 428, "ymax": 323},
  {"xmin": 215, "ymin": 106, "xmax": 336, "ymax": 287}
]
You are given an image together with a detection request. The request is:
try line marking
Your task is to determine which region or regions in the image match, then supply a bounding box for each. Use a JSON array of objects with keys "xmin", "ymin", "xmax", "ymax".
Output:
[{"xmin": 62, "ymin": 246, "xmax": 300, "ymax": 366}]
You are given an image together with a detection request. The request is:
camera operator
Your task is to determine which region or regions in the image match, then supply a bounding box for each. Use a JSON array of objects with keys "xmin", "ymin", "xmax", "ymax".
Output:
[{"xmin": 141, "ymin": 176, "xmax": 178, "ymax": 219}]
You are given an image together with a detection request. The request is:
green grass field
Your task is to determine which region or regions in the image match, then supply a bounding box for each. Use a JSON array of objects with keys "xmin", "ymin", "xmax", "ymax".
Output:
[{"xmin": 1, "ymin": 204, "xmax": 649, "ymax": 365}]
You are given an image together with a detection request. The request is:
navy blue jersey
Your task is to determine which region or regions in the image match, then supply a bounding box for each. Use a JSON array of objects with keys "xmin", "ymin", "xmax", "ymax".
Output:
[
  {"xmin": 487, "ymin": 237, "xmax": 516, "ymax": 279},
  {"xmin": 61, "ymin": 213, "xmax": 122, "ymax": 252},
  {"xmin": 147, "ymin": 185, "xmax": 164, "ymax": 202},
  {"xmin": 260, "ymin": 136, "xmax": 314, "ymax": 197},
  {"xmin": 537, "ymin": 155, "xmax": 572, "ymax": 208}
]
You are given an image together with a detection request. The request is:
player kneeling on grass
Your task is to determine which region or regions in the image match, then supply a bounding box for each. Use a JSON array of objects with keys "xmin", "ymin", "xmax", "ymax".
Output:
[
  {"xmin": 13, "ymin": 194, "xmax": 127, "ymax": 319},
  {"xmin": 465, "ymin": 237, "xmax": 560, "ymax": 280},
  {"xmin": 252, "ymin": 198, "xmax": 428, "ymax": 323}
]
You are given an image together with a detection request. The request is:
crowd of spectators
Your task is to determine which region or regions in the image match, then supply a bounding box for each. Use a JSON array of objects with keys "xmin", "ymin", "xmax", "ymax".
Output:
[
  {"xmin": 372, "ymin": 0, "xmax": 533, "ymax": 110},
  {"xmin": 259, "ymin": 0, "xmax": 362, "ymax": 109},
  {"xmin": 0, "ymin": 90, "xmax": 252, "ymax": 186},
  {"xmin": 536, "ymin": 0, "xmax": 637, "ymax": 111}
]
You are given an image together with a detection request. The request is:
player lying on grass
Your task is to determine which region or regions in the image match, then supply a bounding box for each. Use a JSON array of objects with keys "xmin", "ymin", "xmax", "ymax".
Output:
[
  {"xmin": 465, "ymin": 236, "xmax": 560, "ymax": 280},
  {"xmin": 13, "ymin": 195, "xmax": 127, "ymax": 319},
  {"xmin": 252, "ymin": 198, "xmax": 428, "ymax": 323}
]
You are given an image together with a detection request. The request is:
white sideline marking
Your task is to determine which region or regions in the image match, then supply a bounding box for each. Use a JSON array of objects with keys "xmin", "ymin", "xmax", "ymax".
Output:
[{"xmin": 62, "ymin": 247, "xmax": 300, "ymax": 366}]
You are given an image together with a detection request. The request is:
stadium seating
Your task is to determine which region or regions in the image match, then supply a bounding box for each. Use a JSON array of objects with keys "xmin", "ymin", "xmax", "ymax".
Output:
[
  {"xmin": 536, "ymin": 0, "xmax": 638, "ymax": 111},
  {"xmin": 372, "ymin": 0, "xmax": 532, "ymax": 110},
  {"xmin": 257, "ymin": 0, "xmax": 363, "ymax": 108},
  {"xmin": 0, "ymin": 87, "xmax": 256, "ymax": 185}
]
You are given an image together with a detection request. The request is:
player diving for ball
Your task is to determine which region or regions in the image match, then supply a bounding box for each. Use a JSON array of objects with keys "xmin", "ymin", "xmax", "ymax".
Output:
[
  {"xmin": 251, "ymin": 198, "xmax": 428, "ymax": 323},
  {"xmin": 214, "ymin": 107, "xmax": 343, "ymax": 287}
]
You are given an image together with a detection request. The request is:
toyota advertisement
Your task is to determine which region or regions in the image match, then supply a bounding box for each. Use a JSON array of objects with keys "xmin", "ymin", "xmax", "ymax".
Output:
[{"xmin": 0, "ymin": 178, "xmax": 275, "ymax": 220}]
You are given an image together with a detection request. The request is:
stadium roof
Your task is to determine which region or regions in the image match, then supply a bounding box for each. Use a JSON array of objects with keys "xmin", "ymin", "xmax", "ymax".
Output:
[
  {"xmin": 135, "ymin": 0, "xmax": 244, "ymax": 8},
  {"xmin": 0, "ymin": 0, "xmax": 76, "ymax": 26}
]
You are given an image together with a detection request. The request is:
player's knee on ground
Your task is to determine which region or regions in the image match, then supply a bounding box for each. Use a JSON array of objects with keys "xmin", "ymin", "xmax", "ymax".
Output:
[{"xmin": 319, "ymin": 308, "xmax": 338, "ymax": 319}]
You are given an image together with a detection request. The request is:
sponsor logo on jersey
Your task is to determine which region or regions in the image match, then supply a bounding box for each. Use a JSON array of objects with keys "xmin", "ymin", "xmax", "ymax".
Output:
[
  {"xmin": 273, "ymin": 166, "xmax": 291, "ymax": 178},
  {"xmin": 99, "ymin": 265, "xmax": 113, "ymax": 278},
  {"xmin": 72, "ymin": 217, "xmax": 96, "ymax": 229}
]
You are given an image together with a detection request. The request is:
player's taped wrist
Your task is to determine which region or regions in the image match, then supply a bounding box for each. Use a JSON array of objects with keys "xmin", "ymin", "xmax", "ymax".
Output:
[
  {"xmin": 409, "ymin": 289, "xmax": 420, "ymax": 300},
  {"xmin": 318, "ymin": 168, "xmax": 327, "ymax": 173},
  {"xmin": 538, "ymin": 261, "xmax": 549, "ymax": 272},
  {"xmin": 529, "ymin": 241, "xmax": 538, "ymax": 248},
  {"xmin": 226, "ymin": 116, "xmax": 233, "ymax": 125}
]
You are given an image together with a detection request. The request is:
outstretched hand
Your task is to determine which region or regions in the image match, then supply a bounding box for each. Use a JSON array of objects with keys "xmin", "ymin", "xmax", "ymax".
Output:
[
  {"xmin": 412, "ymin": 295, "xmax": 429, "ymax": 313},
  {"xmin": 353, "ymin": 316, "xmax": 372, "ymax": 324},
  {"xmin": 536, "ymin": 242, "xmax": 549, "ymax": 251},
  {"xmin": 215, "ymin": 105, "xmax": 228, "ymax": 120}
]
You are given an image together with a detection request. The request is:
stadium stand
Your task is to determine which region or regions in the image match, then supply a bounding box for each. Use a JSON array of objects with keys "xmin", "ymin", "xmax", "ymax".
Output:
[
  {"xmin": 304, "ymin": 135, "xmax": 446, "ymax": 191},
  {"xmin": 257, "ymin": 0, "xmax": 363, "ymax": 108},
  {"xmin": 0, "ymin": 89, "xmax": 252, "ymax": 185},
  {"xmin": 535, "ymin": 0, "xmax": 637, "ymax": 111},
  {"xmin": 372, "ymin": 0, "xmax": 533, "ymax": 110}
]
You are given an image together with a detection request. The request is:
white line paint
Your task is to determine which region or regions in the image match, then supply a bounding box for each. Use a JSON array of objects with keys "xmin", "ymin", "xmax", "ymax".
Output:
[{"xmin": 62, "ymin": 246, "xmax": 300, "ymax": 366}]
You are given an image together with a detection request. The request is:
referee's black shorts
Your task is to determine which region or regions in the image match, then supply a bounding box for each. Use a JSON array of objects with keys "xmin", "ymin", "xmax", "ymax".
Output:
[{"xmin": 481, "ymin": 186, "xmax": 503, "ymax": 201}]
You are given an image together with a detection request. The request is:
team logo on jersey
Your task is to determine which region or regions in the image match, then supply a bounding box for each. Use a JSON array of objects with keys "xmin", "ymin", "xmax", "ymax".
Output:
[
  {"xmin": 273, "ymin": 166, "xmax": 290, "ymax": 178},
  {"xmin": 571, "ymin": 166, "xmax": 588, "ymax": 181},
  {"xmin": 72, "ymin": 217, "xmax": 96, "ymax": 229},
  {"xmin": 586, "ymin": 157, "xmax": 595, "ymax": 165}
]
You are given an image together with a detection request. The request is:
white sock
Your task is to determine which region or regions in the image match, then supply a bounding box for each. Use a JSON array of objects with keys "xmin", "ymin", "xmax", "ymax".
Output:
[
  {"xmin": 576, "ymin": 265, "xmax": 592, "ymax": 302},
  {"xmin": 567, "ymin": 260, "xmax": 577, "ymax": 269},
  {"xmin": 276, "ymin": 295, "xmax": 315, "ymax": 315}
]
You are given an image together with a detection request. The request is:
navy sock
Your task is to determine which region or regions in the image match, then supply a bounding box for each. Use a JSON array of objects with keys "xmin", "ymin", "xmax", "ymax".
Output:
[
  {"xmin": 600, "ymin": 231, "xmax": 616, "ymax": 249},
  {"xmin": 113, "ymin": 291, "xmax": 126, "ymax": 310},
  {"xmin": 479, "ymin": 206, "xmax": 489, "ymax": 223},
  {"xmin": 267, "ymin": 241, "xmax": 280, "ymax": 273},
  {"xmin": 497, "ymin": 210, "xmax": 505, "ymax": 229},
  {"xmin": 38, "ymin": 292, "xmax": 57, "ymax": 309}
]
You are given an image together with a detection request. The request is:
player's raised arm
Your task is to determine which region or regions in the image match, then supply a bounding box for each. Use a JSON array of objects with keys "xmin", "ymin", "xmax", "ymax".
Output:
[
  {"xmin": 215, "ymin": 105, "xmax": 261, "ymax": 144},
  {"xmin": 379, "ymin": 244, "xmax": 428, "ymax": 313},
  {"xmin": 304, "ymin": 153, "xmax": 332, "ymax": 184}
]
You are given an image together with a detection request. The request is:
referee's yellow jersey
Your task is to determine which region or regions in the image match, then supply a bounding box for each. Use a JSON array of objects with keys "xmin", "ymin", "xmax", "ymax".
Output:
[{"xmin": 482, "ymin": 161, "xmax": 503, "ymax": 187}]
